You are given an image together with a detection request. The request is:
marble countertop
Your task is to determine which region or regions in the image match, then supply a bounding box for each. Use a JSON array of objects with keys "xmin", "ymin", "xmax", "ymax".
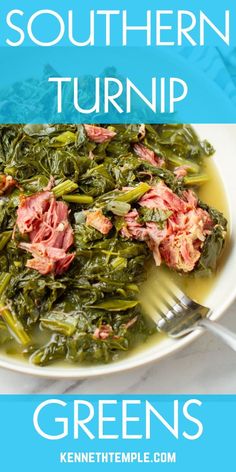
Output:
[{"xmin": 0, "ymin": 301, "xmax": 235, "ymax": 395}]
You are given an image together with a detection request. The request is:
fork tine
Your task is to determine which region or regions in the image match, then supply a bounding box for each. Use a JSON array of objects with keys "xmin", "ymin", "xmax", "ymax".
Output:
[
  {"xmin": 149, "ymin": 278, "xmax": 178, "ymax": 311},
  {"xmin": 142, "ymin": 284, "xmax": 169, "ymax": 315},
  {"xmin": 142, "ymin": 289, "xmax": 168, "ymax": 318},
  {"xmin": 159, "ymin": 274, "xmax": 209, "ymax": 320},
  {"xmin": 141, "ymin": 296, "xmax": 167, "ymax": 325},
  {"xmin": 140, "ymin": 268, "xmax": 210, "ymax": 338},
  {"xmin": 159, "ymin": 272, "xmax": 184, "ymax": 299},
  {"xmin": 141, "ymin": 275, "xmax": 184, "ymax": 327}
]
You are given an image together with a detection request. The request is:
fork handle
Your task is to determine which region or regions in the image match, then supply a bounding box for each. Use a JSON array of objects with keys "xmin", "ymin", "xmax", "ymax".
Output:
[{"xmin": 198, "ymin": 318, "xmax": 236, "ymax": 352}]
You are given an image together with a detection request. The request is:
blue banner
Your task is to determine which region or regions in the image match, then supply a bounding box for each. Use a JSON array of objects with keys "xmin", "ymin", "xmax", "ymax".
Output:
[
  {"xmin": 0, "ymin": 0, "xmax": 235, "ymax": 48},
  {"xmin": 1, "ymin": 46, "xmax": 236, "ymax": 123},
  {"xmin": 0, "ymin": 395, "xmax": 235, "ymax": 470},
  {"xmin": 0, "ymin": 1, "xmax": 236, "ymax": 122}
]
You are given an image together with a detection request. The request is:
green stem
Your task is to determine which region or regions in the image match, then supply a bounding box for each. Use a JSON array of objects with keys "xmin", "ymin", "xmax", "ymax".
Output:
[
  {"xmin": 0, "ymin": 231, "xmax": 12, "ymax": 251},
  {"xmin": 167, "ymin": 155, "xmax": 200, "ymax": 173},
  {"xmin": 0, "ymin": 320, "xmax": 6, "ymax": 330},
  {"xmin": 62, "ymin": 194, "xmax": 94, "ymax": 204},
  {"xmin": 90, "ymin": 299, "xmax": 139, "ymax": 311},
  {"xmin": 0, "ymin": 273, "xmax": 12, "ymax": 298},
  {"xmin": 0, "ymin": 301, "xmax": 31, "ymax": 346},
  {"xmin": 40, "ymin": 314, "xmax": 78, "ymax": 337},
  {"xmin": 184, "ymin": 174, "xmax": 209, "ymax": 186},
  {"xmin": 53, "ymin": 180, "xmax": 78, "ymax": 198},
  {"xmin": 116, "ymin": 183, "xmax": 151, "ymax": 203},
  {"xmin": 0, "ymin": 272, "xmax": 31, "ymax": 346}
]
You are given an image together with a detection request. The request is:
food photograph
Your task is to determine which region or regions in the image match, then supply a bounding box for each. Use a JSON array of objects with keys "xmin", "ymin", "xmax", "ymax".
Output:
[{"xmin": 0, "ymin": 123, "xmax": 235, "ymax": 384}]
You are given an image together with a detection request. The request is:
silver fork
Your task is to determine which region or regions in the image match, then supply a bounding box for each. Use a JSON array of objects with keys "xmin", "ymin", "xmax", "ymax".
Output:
[{"xmin": 141, "ymin": 273, "xmax": 236, "ymax": 352}]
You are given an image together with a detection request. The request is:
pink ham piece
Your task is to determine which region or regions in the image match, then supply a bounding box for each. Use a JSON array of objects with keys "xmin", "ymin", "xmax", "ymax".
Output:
[
  {"xmin": 16, "ymin": 191, "xmax": 52, "ymax": 234},
  {"xmin": 174, "ymin": 166, "xmax": 188, "ymax": 179},
  {"xmin": 93, "ymin": 324, "xmax": 112, "ymax": 340},
  {"xmin": 16, "ymin": 191, "xmax": 75, "ymax": 275},
  {"xmin": 145, "ymin": 222, "xmax": 169, "ymax": 266},
  {"xmin": 182, "ymin": 189, "xmax": 199, "ymax": 209},
  {"xmin": 121, "ymin": 209, "xmax": 147, "ymax": 240},
  {"xmin": 84, "ymin": 125, "xmax": 116, "ymax": 143},
  {"xmin": 86, "ymin": 210, "xmax": 112, "ymax": 235},
  {"xmin": 18, "ymin": 242, "xmax": 75, "ymax": 275},
  {"xmin": 30, "ymin": 199, "xmax": 74, "ymax": 251},
  {"xmin": 121, "ymin": 181, "xmax": 213, "ymax": 273},
  {"xmin": 133, "ymin": 144, "xmax": 164, "ymax": 168},
  {"xmin": 160, "ymin": 234, "xmax": 202, "ymax": 273},
  {"xmin": 139, "ymin": 181, "xmax": 187, "ymax": 212}
]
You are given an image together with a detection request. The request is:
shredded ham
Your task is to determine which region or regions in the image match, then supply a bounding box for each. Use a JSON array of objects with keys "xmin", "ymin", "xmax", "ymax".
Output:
[
  {"xmin": 160, "ymin": 234, "xmax": 201, "ymax": 272},
  {"xmin": 182, "ymin": 189, "xmax": 199, "ymax": 209},
  {"xmin": 16, "ymin": 191, "xmax": 75, "ymax": 275},
  {"xmin": 86, "ymin": 210, "xmax": 112, "ymax": 235},
  {"xmin": 145, "ymin": 222, "xmax": 168, "ymax": 266},
  {"xmin": 121, "ymin": 181, "xmax": 213, "ymax": 273},
  {"xmin": 16, "ymin": 191, "xmax": 52, "ymax": 234},
  {"xmin": 174, "ymin": 166, "xmax": 188, "ymax": 179},
  {"xmin": 84, "ymin": 125, "xmax": 116, "ymax": 143},
  {"xmin": 0, "ymin": 175, "xmax": 17, "ymax": 195},
  {"xmin": 133, "ymin": 144, "xmax": 164, "ymax": 168},
  {"xmin": 120, "ymin": 209, "xmax": 147, "ymax": 240},
  {"xmin": 93, "ymin": 324, "xmax": 112, "ymax": 340},
  {"xmin": 139, "ymin": 181, "xmax": 187, "ymax": 212}
]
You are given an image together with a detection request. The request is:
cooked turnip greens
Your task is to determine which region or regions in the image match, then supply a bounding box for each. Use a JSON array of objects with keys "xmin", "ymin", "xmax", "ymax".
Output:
[{"xmin": 0, "ymin": 124, "xmax": 227, "ymax": 366}]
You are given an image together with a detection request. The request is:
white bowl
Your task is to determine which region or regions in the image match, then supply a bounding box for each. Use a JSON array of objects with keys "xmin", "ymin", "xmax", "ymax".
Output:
[{"xmin": 0, "ymin": 124, "xmax": 236, "ymax": 378}]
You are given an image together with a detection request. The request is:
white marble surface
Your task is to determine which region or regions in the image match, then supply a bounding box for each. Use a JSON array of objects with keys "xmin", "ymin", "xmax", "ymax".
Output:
[{"xmin": 0, "ymin": 301, "xmax": 235, "ymax": 395}]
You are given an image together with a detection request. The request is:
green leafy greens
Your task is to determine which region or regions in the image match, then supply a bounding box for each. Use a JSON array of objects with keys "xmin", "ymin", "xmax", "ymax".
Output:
[{"xmin": 0, "ymin": 124, "xmax": 227, "ymax": 366}]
